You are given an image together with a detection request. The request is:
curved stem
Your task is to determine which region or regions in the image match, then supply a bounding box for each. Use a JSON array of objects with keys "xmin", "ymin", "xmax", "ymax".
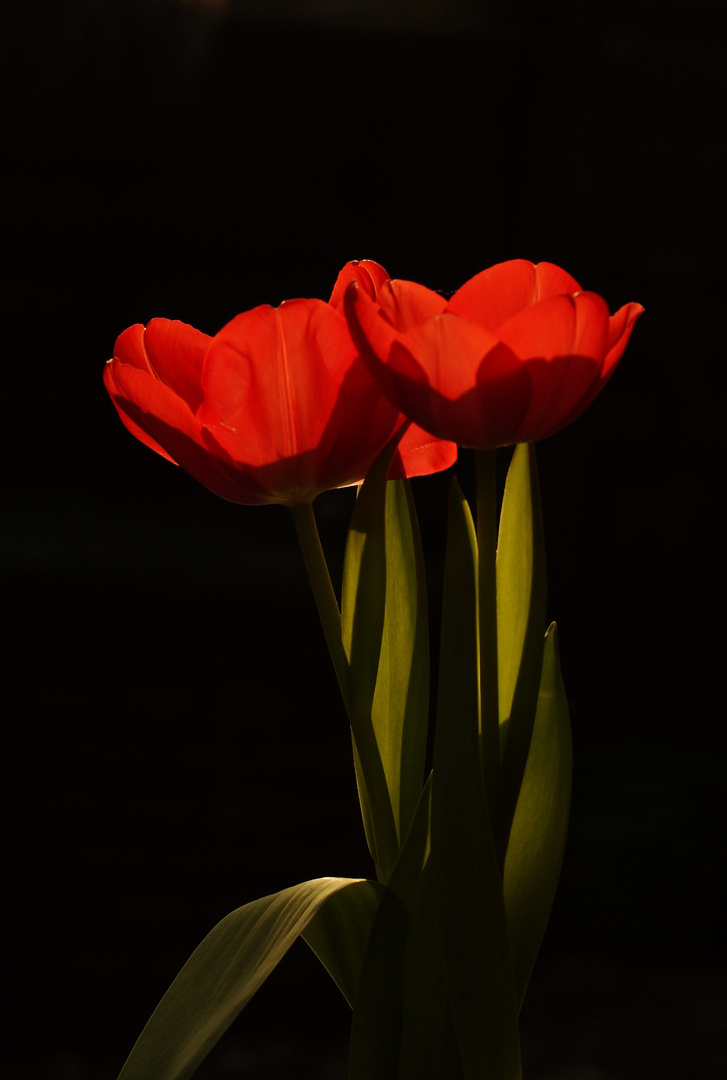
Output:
[
  {"xmin": 291, "ymin": 498, "xmax": 398, "ymax": 881},
  {"xmin": 290, "ymin": 501, "xmax": 348, "ymax": 704},
  {"xmin": 475, "ymin": 449, "xmax": 503, "ymax": 858}
]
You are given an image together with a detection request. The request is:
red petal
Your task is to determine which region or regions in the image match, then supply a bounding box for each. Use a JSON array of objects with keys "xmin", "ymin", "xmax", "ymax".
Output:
[
  {"xmin": 390, "ymin": 424, "xmax": 458, "ymax": 478},
  {"xmin": 385, "ymin": 332, "xmax": 530, "ymax": 449},
  {"xmin": 497, "ymin": 291, "xmax": 610, "ymax": 361},
  {"xmin": 344, "ymin": 280, "xmax": 450, "ymax": 409},
  {"xmin": 113, "ymin": 324, "xmax": 155, "ymax": 375},
  {"xmin": 200, "ymin": 300, "xmax": 357, "ymax": 467},
  {"xmin": 143, "ymin": 318, "xmax": 211, "ymax": 412},
  {"xmin": 104, "ymin": 359, "xmax": 178, "ymax": 463},
  {"xmin": 448, "ymin": 260, "xmax": 584, "ymax": 331},
  {"xmin": 344, "ymin": 283, "xmax": 412, "ymax": 412},
  {"xmin": 199, "ymin": 298, "xmax": 406, "ymax": 500},
  {"xmin": 533, "ymin": 261, "xmax": 583, "ymax": 300},
  {"xmin": 545, "ymin": 301, "xmax": 645, "ymax": 435},
  {"xmin": 602, "ymin": 301, "xmax": 645, "ymax": 378},
  {"xmin": 397, "ymin": 312, "xmax": 504, "ymax": 403},
  {"xmin": 447, "ymin": 260, "xmax": 539, "ymax": 330},
  {"xmin": 328, "ymin": 259, "xmax": 390, "ymax": 311},
  {"xmin": 105, "ymin": 360, "xmax": 276, "ymax": 503},
  {"xmin": 347, "ymin": 284, "xmax": 531, "ymax": 449},
  {"xmin": 514, "ymin": 354, "xmax": 601, "ymax": 443},
  {"xmin": 376, "ymin": 278, "xmax": 448, "ymax": 331}
]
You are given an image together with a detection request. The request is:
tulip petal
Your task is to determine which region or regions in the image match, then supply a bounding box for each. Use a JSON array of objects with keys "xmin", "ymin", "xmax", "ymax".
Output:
[
  {"xmin": 345, "ymin": 285, "xmax": 411, "ymax": 414},
  {"xmin": 497, "ymin": 291, "xmax": 609, "ymax": 363},
  {"xmin": 105, "ymin": 360, "xmax": 262, "ymax": 502},
  {"xmin": 329, "ymin": 259, "xmax": 390, "ymax": 312},
  {"xmin": 496, "ymin": 292, "xmax": 609, "ymax": 440},
  {"xmin": 448, "ymin": 260, "xmax": 584, "ymax": 333},
  {"xmin": 113, "ymin": 323, "xmax": 155, "ymax": 375},
  {"xmin": 376, "ymin": 278, "xmax": 448, "ymax": 332},
  {"xmin": 104, "ymin": 358, "xmax": 178, "ymax": 464},
  {"xmin": 201, "ymin": 300, "xmax": 356, "ymax": 465},
  {"xmin": 448, "ymin": 260, "xmax": 540, "ymax": 330},
  {"xmin": 143, "ymin": 319, "xmax": 211, "ymax": 413},
  {"xmin": 348, "ymin": 283, "xmax": 532, "ymax": 449},
  {"xmin": 545, "ymin": 301, "xmax": 644, "ymax": 435},
  {"xmin": 391, "ymin": 424, "xmax": 458, "ymax": 479},
  {"xmin": 200, "ymin": 299, "xmax": 412, "ymax": 501},
  {"xmin": 398, "ymin": 313, "xmax": 506, "ymax": 405},
  {"xmin": 388, "ymin": 319, "xmax": 531, "ymax": 448},
  {"xmin": 532, "ymin": 261, "xmax": 583, "ymax": 301},
  {"xmin": 603, "ymin": 301, "xmax": 645, "ymax": 378}
]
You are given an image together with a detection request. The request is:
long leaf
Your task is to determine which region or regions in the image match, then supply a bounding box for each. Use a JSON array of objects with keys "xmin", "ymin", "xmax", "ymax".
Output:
[
  {"xmin": 431, "ymin": 479, "xmax": 521, "ymax": 1080},
  {"xmin": 497, "ymin": 443, "xmax": 547, "ymax": 845},
  {"xmin": 347, "ymin": 777, "xmax": 433, "ymax": 1080},
  {"xmin": 371, "ymin": 478, "xmax": 430, "ymax": 846},
  {"xmin": 117, "ymin": 877, "xmax": 365, "ymax": 1080},
  {"xmin": 504, "ymin": 622, "xmax": 572, "ymax": 1010},
  {"xmin": 341, "ymin": 439, "xmax": 402, "ymax": 880},
  {"xmin": 396, "ymin": 862, "xmax": 464, "ymax": 1080}
]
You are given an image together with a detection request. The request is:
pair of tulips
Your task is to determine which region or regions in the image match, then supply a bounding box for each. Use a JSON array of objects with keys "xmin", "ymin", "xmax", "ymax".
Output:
[{"xmin": 104, "ymin": 259, "xmax": 642, "ymax": 497}]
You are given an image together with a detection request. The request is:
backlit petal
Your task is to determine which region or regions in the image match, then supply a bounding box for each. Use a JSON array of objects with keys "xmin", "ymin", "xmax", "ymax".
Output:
[
  {"xmin": 532, "ymin": 261, "xmax": 583, "ymax": 300},
  {"xmin": 144, "ymin": 319, "xmax": 211, "ymax": 413},
  {"xmin": 391, "ymin": 423, "xmax": 458, "ymax": 478},
  {"xmin": 497, "ymin": 292, "xmax": 610, "ymax": 361},
  {"xmin": 385, "ymin": 331, "xmax": 530, "ymax": 448},
  {"xmin": 545, "ymin": 301, "xmax": 645, "ymax": 435},
  {"xmin": 602, "ymin": 301, "xmax": 645, "ymax": 378},
  {"xmin": 104, "ymin": 359, "xmax": 178, "ymax": 463},
  {"xmin": 113, "ymin": 323, "xmax": 155, "ymax": 375},
  {"xmin": 448, "ymin": 260, "xmax": 539, "ymax": 330},
  {"xmin": 329, "ymin": 259, "xmax": 390, "ymax": 311},
  {"xmin": 375, "ymin": 278, "xmax": 448, "ymax": 331}
]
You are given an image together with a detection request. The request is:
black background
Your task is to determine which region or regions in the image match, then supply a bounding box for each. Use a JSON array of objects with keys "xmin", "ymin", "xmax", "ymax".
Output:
[{"xmin": 4, "ymin": 2, "xmax": 725, "ymax": 1077}]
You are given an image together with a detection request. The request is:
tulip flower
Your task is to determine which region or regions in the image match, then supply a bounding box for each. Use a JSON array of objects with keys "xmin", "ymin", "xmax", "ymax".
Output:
[
  {"xmin": 344, "ymin": 259, "xmax": 643, "ymax": 449},
  {"xmin": 103, "ymin": 261, "xmax": 456, "ymax": 506}
]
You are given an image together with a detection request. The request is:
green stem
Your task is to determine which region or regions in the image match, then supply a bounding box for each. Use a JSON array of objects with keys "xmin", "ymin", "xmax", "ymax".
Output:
[
  {"xmin": 291, "ymin": 500, "xmax": 398, "ymax": 880},
  {"xmin": 475, "ymin": 449, "xmax": 503, "ymax": 859},
  {"xmin": 290, "ymin": 501, "xmax": 348, "ymax": 703}
]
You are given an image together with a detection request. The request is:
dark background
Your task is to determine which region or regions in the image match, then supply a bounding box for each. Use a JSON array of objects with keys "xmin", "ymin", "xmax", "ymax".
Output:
[{"xmin": 4, "ymin": 1, "xmax": 725, "ymax": 1077}]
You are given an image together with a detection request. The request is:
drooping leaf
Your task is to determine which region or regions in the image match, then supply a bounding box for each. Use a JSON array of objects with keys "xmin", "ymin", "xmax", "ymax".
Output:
[
  {"xmin": 504, "ymin": 622, "xmax": 572, "ymax": 1010},
  {"xmin": 431, "ymin": 479, "xmax": 521, "ymax": 1080},
  {"xmin": 302, "ymin": 878, "xmax": 384, "ymax": 1007},
  {"xmin": 371, "ymin": 478, "xmax": 430, "ymax": 847},
  {"xmin": 117, "ymin": 877, "xmax": 365, "ymax": 1080},
  {"xmin": 496, "ymin": 443, "xmax": 547, "ymax": 844}
]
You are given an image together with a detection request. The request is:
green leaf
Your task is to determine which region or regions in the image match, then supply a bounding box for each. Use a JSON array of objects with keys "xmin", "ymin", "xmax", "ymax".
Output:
[
  {"xmin": 340, "ymin": 437, "xmax": 407, "ymax": 880},
  {"xmin": 497, "ymin": 443, "xmax": 547, "ymax": 844},
  {"xmin": 504, "ymin": 622, "xmax": 572, "ymax": 1010},
  {"xmin": 302, "ymin": 879, "xmax": 384, "ymax": 1007},
  {"xmin": 396, "ymin": 863, "xmax": 464, "ymax": 1080},
  {"xmin": 371, "ymin": 479, "xmax": 430, "ymax": 847},
  {"xmin": 117, "ymin": 877, "xmax": 365, "ymax": 1080},
  {"xmin": 341, "ymin": 444, "xmax": 391, "ymax": 718},
  {"xmin": 347, "ymin": 776, "xmax": 433, "ymax": 1080},
  {"xmin": 431, "ymin": 479, "xmax": 521, "ymax": 1080},
  {"xmin": 348, "ymin": 885, "xmax": 410, "ymax": 1080}
]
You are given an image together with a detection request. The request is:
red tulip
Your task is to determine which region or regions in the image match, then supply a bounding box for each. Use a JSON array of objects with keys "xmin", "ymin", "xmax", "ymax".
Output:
[
  {"xmin": 103, "ymin": 261, "xmax": 457, "ymax": 506},
  {"xmin": 344, "ymin": 259, "xmax": 644, "ymax": 449}
]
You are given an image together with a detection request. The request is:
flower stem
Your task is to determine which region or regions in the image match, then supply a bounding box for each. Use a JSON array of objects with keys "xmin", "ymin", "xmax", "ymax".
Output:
[
  {"xmin": 290, "ymin": 501, "xmax": 348, "ymax": 704},
  {"xmin": 291, "ymin": 498, "xmax": 399, "ymax": 881},
  {"xmin": 475, "ymin": 449, "xmax": 503, "ymax": 856}
]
